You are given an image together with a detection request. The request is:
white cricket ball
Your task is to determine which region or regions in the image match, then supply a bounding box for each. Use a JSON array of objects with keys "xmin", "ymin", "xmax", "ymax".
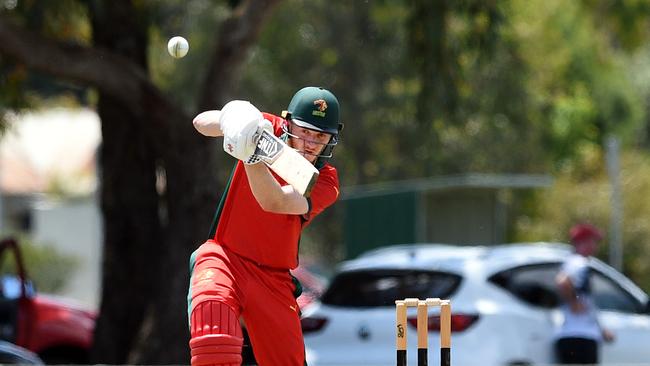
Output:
[{"xmin": 167, "ymin": 36, "xmax": 189, "ymax": 58}]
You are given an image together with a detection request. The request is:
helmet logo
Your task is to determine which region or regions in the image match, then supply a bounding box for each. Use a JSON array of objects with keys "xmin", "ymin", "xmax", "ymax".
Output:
[{"xmin": 312, "ymin": 99, "xmax": 328, "ymax": 117}]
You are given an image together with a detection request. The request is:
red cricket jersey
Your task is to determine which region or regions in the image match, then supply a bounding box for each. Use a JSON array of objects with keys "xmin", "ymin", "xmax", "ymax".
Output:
[{"xmin": 213, "ymin": 113, "xmax": 339, "ymax": 269}]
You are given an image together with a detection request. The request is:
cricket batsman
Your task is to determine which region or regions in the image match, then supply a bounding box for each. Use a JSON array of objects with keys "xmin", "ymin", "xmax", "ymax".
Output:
[{"xmin": 187, "ymin": 86, "xmax": 342, "ymax": 365}]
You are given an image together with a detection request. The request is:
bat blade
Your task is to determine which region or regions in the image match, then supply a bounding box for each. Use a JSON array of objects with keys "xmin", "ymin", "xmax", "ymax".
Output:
[{"xmin": 253, "ymin": 130, "xmax": 319, "ymax": 196}]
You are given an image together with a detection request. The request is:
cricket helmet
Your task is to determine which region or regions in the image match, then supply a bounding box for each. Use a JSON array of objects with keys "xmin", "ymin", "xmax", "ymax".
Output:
[{"xmin": 283, "ymin": 87, "xmax": 343, "ymax": 168}]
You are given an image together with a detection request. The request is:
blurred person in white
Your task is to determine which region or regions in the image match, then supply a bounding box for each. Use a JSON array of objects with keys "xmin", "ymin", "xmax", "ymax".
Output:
[{"xmin": 554, "ymin": 223, "xmax": 615, "ymax": 365}]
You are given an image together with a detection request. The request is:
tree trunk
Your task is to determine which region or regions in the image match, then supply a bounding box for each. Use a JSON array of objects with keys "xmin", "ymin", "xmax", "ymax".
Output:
[
  {"xmin": 407, "ymin": 0, "xmax": 453, "ymax": 175},
  {"xmin": 89, "ymin": 1, "xmax": 166, "ymax": 363},
  {"xmin": 125, "ymin": 84, "xmax": 223, "ymax": 364},
  {"xmin": 93, "ymin": 94, "xmax": 165, "ymax": 363}
]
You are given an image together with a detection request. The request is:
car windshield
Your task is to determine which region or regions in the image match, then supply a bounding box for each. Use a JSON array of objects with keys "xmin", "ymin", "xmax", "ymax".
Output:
[{"xmin": 321, "ymin": 269, "xmax": 462, "ymax": 307}]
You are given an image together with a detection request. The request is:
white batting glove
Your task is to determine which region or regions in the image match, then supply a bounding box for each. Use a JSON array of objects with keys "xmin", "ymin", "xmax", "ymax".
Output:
[
  {"xmin": 220, "ymin": 100, "xmax": 272, "ymax": 164},
  {"xmin": 243, "ymin": 118, "xmax": 272, "ymax": 165}
]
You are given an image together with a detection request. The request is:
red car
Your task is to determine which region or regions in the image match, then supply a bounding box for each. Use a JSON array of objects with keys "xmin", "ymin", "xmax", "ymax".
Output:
[{"xmin": 0, "ymin": 238, "xmax": 96, "ymax": 364}]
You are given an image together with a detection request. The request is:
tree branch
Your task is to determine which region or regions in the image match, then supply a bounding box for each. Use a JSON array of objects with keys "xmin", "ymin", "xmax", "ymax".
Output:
[
  {"xmin": 0, "ymin": 15, "xmax": 149, "ymax": 109},
  {"xmin": 198, "ymin": 0, "xmax": 282, "ymax": 110}
]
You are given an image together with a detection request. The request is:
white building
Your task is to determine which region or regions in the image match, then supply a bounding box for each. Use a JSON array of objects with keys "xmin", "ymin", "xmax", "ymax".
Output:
[{"xmin": 0, "ymin": 108, "xmax": 102, "ymax": 309}]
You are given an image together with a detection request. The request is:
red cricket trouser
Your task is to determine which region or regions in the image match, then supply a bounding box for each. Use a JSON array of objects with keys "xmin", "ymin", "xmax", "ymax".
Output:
[{"xmin": 189, "ymin": 240, "xmax": 305, "ymax": 366}]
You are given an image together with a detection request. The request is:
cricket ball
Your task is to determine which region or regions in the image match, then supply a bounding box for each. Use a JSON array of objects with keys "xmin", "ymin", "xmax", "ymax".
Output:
[{"xmin": 167, "ymin": 36, "xmax": 189, "ymax": 59}]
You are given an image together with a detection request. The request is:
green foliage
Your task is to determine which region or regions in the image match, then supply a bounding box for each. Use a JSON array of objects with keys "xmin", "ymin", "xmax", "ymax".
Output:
[
  {"xmin": 0, "ymin": 0, "xmax": 92, "ymax": 130},
  {"xmin": 581, "ymin": 0, "xmax": 650, "ymax": 51},
  {"xmin": 511, "ymin": 0, "xmax": 645, "ymax": 171},
  {"xmin": 0, "ymin": 62, "xmax": 29, "ymax": 131},
  {"xmin": 239, "ymin": 0, "xmax": 648, "ymax": 182},
  {"xmin": 9, "ymin": 0, "xmax": 648, "ymax": 181},
  {"xmin": 149, "ymin": 1, "xmax": 230, "ymax": 112},
  {"xmin": 237, "ymin": 0, "xmax": 416, "ymax": 185},
  {"xmin": 0, "ymin": 234, "xmax": 79, "ymax": 293}
]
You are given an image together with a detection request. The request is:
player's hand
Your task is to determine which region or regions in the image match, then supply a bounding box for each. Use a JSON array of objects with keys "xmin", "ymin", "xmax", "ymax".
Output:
[
  {"xmin": 220, "ymin": 100, "xmax": 270, "ymax": 163},
  {"xmin": 602, "ymin": 328, "xmax": 615, "ymax": 343},
  {"xmin": 243, "ymin": 119, "xmax": 273, "ymax": 165}
]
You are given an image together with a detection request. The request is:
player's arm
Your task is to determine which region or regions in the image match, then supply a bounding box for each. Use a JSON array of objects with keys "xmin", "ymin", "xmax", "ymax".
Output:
[
  {"xmin": 244, "ymin": 163, "xmax": 309, "ymax": 215},
  {"xmin": 195, "ymin": 101, "xmax": 270, "ymax": 165},
  {"xmin": 193, "ymin": 110, "xmax": 223, "ymax": 137},
  {"xmin": 196, "ymin": 100, "xmax": 307, "ymax": 213},
  {"xmin": 556, "ymin": 272, "xmax": 585, "ymax": 313}
]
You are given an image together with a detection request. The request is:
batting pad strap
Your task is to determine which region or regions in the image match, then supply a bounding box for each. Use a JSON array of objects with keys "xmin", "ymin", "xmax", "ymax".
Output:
[{"xmin": 190, "ymin": 334, "xmax": 243, "ymax": 366}]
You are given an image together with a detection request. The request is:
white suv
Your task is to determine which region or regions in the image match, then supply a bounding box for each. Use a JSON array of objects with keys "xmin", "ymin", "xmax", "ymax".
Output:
[{"xmin": 301, "ymin": 243, "xmax": 650, "ymax": 366}]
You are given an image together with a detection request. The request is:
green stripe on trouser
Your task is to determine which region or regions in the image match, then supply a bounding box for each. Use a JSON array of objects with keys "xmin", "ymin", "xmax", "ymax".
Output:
[
  {"xmin": 291, "ymin": 273, "xmax": 303, "ymax": 300},
  {"xmin": 291, "ymin": 273, "xmax": 309, "ymax": 366},
  {"xmin": 187, "ymin": 248, "xmax": 199, "ymax": 328}
]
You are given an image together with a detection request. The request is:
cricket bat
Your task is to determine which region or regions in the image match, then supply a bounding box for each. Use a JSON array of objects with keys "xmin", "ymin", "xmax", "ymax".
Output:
[{"xmin": 252, "ymin": 129, "xmax": 319, "ymax": 197}]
